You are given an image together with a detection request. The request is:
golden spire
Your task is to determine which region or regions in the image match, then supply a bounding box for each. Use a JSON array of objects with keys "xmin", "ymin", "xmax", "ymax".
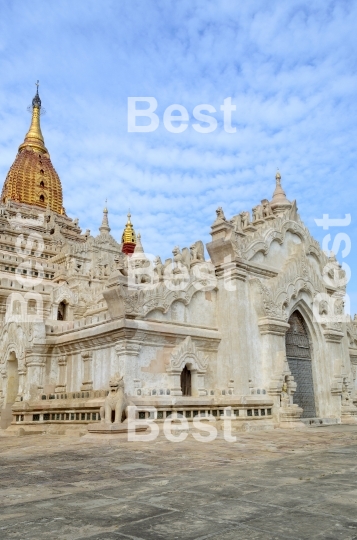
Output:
[
  {"xmin": 122, "ymin": 212, "xmax": 136, "ymax": 243},
  {"xmin": 1, "ymin": 82, "xmax": 64, "ymax": 214},
  {"xmin": 121, "ymin": 211, "xmax": 137, "ymax": 254},
  {"xmin": 19, "ymin": 81, "xmax": 46, "ymax": 153}
]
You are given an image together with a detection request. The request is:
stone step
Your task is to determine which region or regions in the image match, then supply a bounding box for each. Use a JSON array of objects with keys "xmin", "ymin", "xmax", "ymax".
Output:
[{"xmin": 301, "ymin": 417, "xmax": 340, "ymax": 427}]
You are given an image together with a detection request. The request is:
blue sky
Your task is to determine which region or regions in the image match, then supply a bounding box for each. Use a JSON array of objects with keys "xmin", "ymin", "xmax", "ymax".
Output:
[{"xmin": 1, "ymin": 1, "xmax": 357, "ymax": 311}]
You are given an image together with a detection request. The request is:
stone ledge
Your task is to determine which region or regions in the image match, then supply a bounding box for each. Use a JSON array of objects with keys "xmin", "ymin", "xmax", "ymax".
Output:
[{"xmin": 87, "ymin": 421, "xmax": 148, "ymax": 435}]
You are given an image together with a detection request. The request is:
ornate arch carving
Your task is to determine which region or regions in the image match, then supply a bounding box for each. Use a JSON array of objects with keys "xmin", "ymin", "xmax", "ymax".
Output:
[
  {"xmin": 167, "ymin": 336, "xmax": 208, "ymax": 373},
  {"xmin": 251, "ymin": 251, "xmax": 327, "ymax": 321},
  {"xmin": 51, "ymin": 283, "xmax": 78, "ymax": 306},
  {"xmin": 118, "ymin": 278, "xmax": 217, "ymax": 319},
  {"xmin": 0, "ymin": 322, "xmax": 26, "ymax": 368},
  {"xmin": 232, "ymin": 206, "xmax": 324, "ymax": 264}
]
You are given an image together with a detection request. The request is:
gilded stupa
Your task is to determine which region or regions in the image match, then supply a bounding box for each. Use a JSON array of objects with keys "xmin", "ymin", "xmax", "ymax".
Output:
[
  {"xmin": 1, "ymin": 82, "xmax": 64, "ymax": 214},
  {"xmin": 121, "ymin": 211, "xmax": 137, "ymax": 254}
]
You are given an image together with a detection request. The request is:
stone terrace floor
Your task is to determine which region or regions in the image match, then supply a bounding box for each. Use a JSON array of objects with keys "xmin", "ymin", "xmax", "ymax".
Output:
[{"xmin": 1, "ymin": 425, "xmax": 357, "ymax": 539}]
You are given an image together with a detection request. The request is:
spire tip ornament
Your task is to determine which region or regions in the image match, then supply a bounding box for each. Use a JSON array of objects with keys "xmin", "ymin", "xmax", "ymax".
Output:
[
  {"xmin": 20, "ymin": 81, "xmax": 46, "ymax": 152},
  {"xmin": 270, "ymin": 169, "xmax": 291, "ymax": 214}
]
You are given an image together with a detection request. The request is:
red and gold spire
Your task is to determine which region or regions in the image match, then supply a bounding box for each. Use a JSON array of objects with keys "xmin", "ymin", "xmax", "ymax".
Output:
[{"xmin": 121, "ymin": 212, "xmax": 137, "ymax": 255}]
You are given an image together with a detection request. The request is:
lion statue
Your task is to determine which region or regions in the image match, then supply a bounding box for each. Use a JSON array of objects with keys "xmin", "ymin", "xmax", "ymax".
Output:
[{"xmin": 100, "ymin": 374, "xmax": 130, "ymax": 424}]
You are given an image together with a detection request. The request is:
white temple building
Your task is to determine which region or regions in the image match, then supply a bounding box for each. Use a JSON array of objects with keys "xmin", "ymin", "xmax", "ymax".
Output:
[{"xmin": 0, "ymin": 87, "xmax": 357, "ymax": 435}]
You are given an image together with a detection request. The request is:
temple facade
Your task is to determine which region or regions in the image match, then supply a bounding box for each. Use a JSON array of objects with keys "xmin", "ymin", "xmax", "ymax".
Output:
[{"xmin": 0, "ymin": 87, "xmax": 357, "ymax": 435}]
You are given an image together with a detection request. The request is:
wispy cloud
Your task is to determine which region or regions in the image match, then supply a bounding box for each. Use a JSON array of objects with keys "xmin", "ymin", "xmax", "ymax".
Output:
[{"xmin": 0, "ymin": 0, "xmax": 356, "ymax": 308}]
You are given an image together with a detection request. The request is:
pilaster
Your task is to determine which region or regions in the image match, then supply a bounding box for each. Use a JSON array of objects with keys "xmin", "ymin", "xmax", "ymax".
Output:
[
  {"xmin": 55, "ymin": 355, "xmax": 68, "ymax": 393},
  {"xmin": 115, "ymin": 337, "xmax": 143, "ymax": 395},
  {"xmin": 81, "ymin": 351, "xmax": 93, "ymax": 391},
  {"xmin": 24, "ymin": 351, "xmax": 47, "ymax": 400}
]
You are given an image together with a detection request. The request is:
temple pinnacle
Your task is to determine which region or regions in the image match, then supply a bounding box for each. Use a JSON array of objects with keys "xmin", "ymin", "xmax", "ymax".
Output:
[
  {"xmin": 19, "ymin": 81, "xmax": 46, "ymax": 153},
  {"xmin": 99, "ymin": 202, "xmax": 110, "ymax": 233},
  {"xmin": 270, "ymin": 170, "xmax": 291, "ymax": 214},
  {"xmin": 1, "ymin": 83, "xmax": 64, "ymax": 214}
]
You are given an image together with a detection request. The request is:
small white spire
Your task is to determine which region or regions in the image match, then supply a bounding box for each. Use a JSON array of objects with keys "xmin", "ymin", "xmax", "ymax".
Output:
[
  {"xmin": 135, "ymin": 232, "xmax": 144, "ymax": 253},
  {"xmin": 99, "ymin": 202, "xmax": 110, "ymax": 233}
]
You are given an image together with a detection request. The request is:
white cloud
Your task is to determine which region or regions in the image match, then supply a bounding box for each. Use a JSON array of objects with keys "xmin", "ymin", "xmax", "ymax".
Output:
[{"xmin": 0, "ymin": 0, "xmax": 356, "ymax": 309}]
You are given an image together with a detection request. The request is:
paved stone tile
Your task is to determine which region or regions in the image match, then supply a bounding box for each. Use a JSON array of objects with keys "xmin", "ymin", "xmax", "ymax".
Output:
[
  {"xmin": 306, "ymin": 499, "xmax": 357, "ymax": 521},
  {"xmin": 243, "ymin": 508, "xmax": 357, "ymax": 539},
  {"xmin": 208, "ymin": 526, "xmax": 287, "ymax": 539},
  {"xmin": 1, "ymin": 425, "xmax": 357, "ymax": 539},
  {"xmin": 79, "ymin": 535, "xmax": 122, "ymax": 540},
  {"xmin": 117, "ymin": 511, "xmax": 232, "ymax": 540}
]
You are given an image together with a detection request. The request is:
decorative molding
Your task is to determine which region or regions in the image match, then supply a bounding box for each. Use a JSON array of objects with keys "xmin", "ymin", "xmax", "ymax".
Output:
[
  {"xmin": 232, "ymin": 208, "xmax": 322, "ymax": 265},
  {"xmin": 111, "ymin": 277, "xmax": 217, "ymax": 319},
  {"xmin": 268, "ymin": 371, "xmax": 285, "ymax": 396},
  {"xmin": 58, "ymin": 355, "xmax": 67, "ymax": 366},
  {"xmin": 115, "ymin": 341, "xmax": 142, "ymax": 357},
  {"xmin": 252, "ymin": 279, "xmax": 283, "ymax": 319},
  {"xmin": 258, "ymin": 317, "xmax": 290, "ymax": 336},
  {"xmin": 251, "ymin": 249, "xmax": 334, "ymax": 324},
  {"xmin": 323, "ymin": 329, "xmax": 344, "ymax": 344},
  {"xmin": 52, "ymin": 283, "xmax": 78, "ymax": 305},
  {"xmin": 167, "ymin": 336, "xmax": 208, "ymax": 374}
]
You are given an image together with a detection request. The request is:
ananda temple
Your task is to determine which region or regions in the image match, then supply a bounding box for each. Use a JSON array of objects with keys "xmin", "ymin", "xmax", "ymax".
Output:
[{"xmin": 0, "ymin": 86, "xmax": 357, "ymax": 435}]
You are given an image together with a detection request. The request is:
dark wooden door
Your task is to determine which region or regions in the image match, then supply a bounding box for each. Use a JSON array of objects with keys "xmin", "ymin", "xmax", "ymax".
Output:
[{"xmin": 286, "ymin": 311, "xmax": 316, "ymax": 418}]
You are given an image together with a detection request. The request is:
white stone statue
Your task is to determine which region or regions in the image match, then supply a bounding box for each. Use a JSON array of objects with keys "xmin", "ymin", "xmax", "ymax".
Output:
[
  {"xmin": 240, "ymin": 211, "xmax": 250, "ymax": 228},
  {"xmin": 216, "ymin": 206, "xmax": 226, "ymax": 221},
  {"xmin": 172, "ymin": 246, "xmax": 190, "ymax": 273},
  {"xmin": 280, "ymin": 382, "xmax": 290, "ymax": 407},
  {"xmin": 230, "ymin": 214, "xmax": 242, "ymax": 231},
  {"xmin": 252, "ymin": 205, "xmax": 264, "ymax": 222},
  {"xmin": 114, "ymin": 254, "xmax": 128, "ymax": 276},
  {"xmin": 100, "ymin": 374, "xmax": 129, "ymax": 424},
  {"xmin": 261, "ymin": 199, "xmax": 274, "ymax": 217},
  {"xmin": 190, "ymin": 241, "xmax": 205, "ymax": 265},
  {"xmin": 154, "ymin": 256, "xmax": 164, "ymax": 281}
]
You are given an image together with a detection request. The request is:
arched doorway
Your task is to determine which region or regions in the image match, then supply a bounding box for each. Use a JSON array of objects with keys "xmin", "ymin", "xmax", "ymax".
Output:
[
  {"xmin": 57, "ymin": 301, "xmax": 67, "ymax": 321},
  {"xmin": 286, "ymin": 311, "xmax": 316, "ymax": 418},
  {"xmin": 181, "ymin": 365, "xmax": 191, "ymax": 396}
]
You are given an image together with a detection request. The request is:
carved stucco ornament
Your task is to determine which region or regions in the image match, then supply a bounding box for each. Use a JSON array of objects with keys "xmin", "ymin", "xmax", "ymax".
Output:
[{"xmin": 168, "ymin": 336, "xmax": 208, "ymax": 373}]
